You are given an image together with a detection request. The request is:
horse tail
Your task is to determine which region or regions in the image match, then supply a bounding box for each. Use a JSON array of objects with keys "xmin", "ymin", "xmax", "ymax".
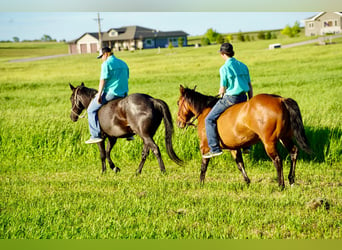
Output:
[
  {"xmin": 282, "ymin": 98, "xmax": 312, "ymax": 154},
  {"xmin": 153, "ymin": 99, "xmax": 184, "ymax": 165}
]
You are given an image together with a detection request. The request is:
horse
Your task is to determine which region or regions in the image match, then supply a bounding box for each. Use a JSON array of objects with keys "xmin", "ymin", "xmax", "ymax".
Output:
[
  {"xmin": 69, "ymin": 82, "xmax": 183, "ymax": 174},
  {"xmin": 176, "ymin": 85, "xmax": 311, "ymax": 188}
]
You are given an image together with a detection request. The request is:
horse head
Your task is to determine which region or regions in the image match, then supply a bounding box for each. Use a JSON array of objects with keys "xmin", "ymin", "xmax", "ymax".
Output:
[
  {"xmin": 176, "ymin": 85, "xmax": 196, "ymax": 128},
  {"xmin": 69, "ymin": 82, "xmax": 86, "ymax": 122}
]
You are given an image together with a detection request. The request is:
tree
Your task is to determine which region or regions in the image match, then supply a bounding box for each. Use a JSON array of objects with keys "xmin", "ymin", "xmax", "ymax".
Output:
[
  {"xmin": 281, "ymin": 25, "xmax": 294, "ymax": 37},
  {"xmin": 225, "ymin": 34, "xmax": 233, "ymax": 43},
  {"xmin": 257, "ymin": 31, "xmax": 265, "ymax": 40},
  {"xmin": 41, "ymin": 34, "xmax": 53, "ymax": 42},
  {"xmin": 205, "ymin": 28, "xmax": 220, "ymax": 43},
  {"xmin": 265, "ymin": 31, "xmax": 272, "ymax": 40},
  {"xmin": 13, "ymin": 37, "xmax": 20, "ymax": 42},
  {"xmin": 281, "ymin": 21, "xmax": 301, "ymax": 38},
  {"xmin": 178, "ymin": 37, "xmax": 184, "ymax": 47},
  {"xmin": 168, "ymin": 39, "xmax": 174, "ymax": 49},
  {"xmin": 292, "ymin": 21, "xmax": 301, "ymax": 37}
]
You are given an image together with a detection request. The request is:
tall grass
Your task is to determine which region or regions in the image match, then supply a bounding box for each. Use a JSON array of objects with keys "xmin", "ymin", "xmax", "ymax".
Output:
[{"xmin": 0, "ymin": 40, "xmax": 341, "ymax": 239}]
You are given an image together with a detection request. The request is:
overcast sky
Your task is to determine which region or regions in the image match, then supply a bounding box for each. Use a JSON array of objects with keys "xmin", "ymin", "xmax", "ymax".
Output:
[{"xmin": 0, "ymin": 12, "xmax": 318, "ymax": 42}]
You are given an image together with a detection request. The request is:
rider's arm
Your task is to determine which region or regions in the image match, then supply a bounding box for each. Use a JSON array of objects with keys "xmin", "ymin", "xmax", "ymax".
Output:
[
  {"xmin": 97, "ymin": 79, "xmax": 105, "ymax": 103},
  {"xmin": 218, "ymin": 86, "xmax": 226, "ymax": 98}
]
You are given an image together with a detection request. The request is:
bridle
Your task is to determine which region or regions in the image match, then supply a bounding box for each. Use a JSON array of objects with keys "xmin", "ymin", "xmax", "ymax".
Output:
[
  {"xmin": 177, "ymin": 96, "xmax": 200, "ymax": 128},
  {"xmin": 71, "ymin": 87, "xmax": 87, "ymax": 119}
]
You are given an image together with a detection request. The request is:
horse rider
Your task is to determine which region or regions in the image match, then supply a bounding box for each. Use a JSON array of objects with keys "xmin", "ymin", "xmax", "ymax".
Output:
[
  {"xmin": 85, "ymin": 47, "xmax": 130, "ymax": 144},
  {"xmin": 203, "ymin": 43, "xmax": 253, "ymax": 158}
]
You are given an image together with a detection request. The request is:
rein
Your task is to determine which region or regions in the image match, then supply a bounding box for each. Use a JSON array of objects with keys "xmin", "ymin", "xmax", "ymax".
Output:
[{"xmin": 186, "ymin": 113, "xmax": 201, "ymax": 128}]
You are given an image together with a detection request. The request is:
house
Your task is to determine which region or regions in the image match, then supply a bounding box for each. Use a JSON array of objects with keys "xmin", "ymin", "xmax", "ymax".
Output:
[
  {"xmin": 303, "ymin": 12, "xmax": 342, "ymax": 36},
  {"xmin": 68, "ymin": 25, "xmax": 188, "ymax": 54}
]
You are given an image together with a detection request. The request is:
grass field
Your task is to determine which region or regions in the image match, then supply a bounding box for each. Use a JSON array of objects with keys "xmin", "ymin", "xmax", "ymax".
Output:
[{"xmin": 0, "ymin": 38, "xmax": 341, "ymax": 239}]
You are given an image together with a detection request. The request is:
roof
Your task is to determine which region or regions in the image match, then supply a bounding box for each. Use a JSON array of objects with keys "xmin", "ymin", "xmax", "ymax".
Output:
[
  {"xmin": 104, "ymin": 26, "xmax": 188, "ymax": 41},
  {"xmin": 68, "ymin": 26, "xmax": 188, "ymax": 43},
  {"xmin": 67, "ymin": 32, "xmax": 100, "ymax": 44},
  {"xmin": 304, "ymin": 12, "xmax": 342, "ymax": 21}
]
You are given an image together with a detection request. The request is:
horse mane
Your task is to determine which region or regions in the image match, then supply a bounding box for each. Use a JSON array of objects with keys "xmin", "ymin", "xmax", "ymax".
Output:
[
  {"xmin": 183, "ymin": 87, "xmax": 219, "ymax": 114},
  {"xmin": 78, "ymin": 84, "xmax": 98, "ymax": 99}
]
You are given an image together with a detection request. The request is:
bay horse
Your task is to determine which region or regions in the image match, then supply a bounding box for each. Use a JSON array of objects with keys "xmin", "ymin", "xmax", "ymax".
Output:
[
  {"xmin": 176, "ymin": 85, "xmax": 311, "ymax": 188},
  {"xmin": 69, "ymin": 82, "xmax": 183, "ymax": 174}
]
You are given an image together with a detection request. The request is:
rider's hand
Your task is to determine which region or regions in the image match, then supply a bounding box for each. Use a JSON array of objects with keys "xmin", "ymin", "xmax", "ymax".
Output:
[{"xmin": 97, "ymin": 95, "xmax": 102, "ymax": 104}]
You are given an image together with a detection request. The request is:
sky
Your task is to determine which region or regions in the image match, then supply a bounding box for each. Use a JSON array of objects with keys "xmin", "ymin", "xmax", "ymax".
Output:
[{"xmin": 0, "ymin": 12, "xmax": 318, "ymax": 42}]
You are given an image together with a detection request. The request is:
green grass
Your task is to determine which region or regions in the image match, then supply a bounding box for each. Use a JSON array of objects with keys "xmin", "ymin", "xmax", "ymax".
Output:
[{"xmin": 0, "ymin": 40, "xmax": 341, "ymax": 239}]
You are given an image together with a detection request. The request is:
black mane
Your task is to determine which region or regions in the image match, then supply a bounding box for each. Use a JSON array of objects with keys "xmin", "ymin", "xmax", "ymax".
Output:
[
  {"xmin": 183, "ymin": 87, "xmax": 219, "ymax": 114},
  {"xmin": 79, "ymin": 85, "xmax": 97, "ymax": 99}
]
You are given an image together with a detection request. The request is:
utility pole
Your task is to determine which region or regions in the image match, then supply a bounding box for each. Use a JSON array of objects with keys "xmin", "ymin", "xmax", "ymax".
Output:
[{"xmin": 94, "ymin": 13, "xmax": 103, "ymax": 49}]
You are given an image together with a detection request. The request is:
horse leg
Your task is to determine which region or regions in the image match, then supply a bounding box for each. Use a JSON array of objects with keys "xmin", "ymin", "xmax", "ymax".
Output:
[
  {"xmin": 106, "ymin": 137, "xmax": 120, "ymax": 173},
  {"xmin": 147, "ymin": 138, "xmax": 166, "ymax": 173},
  {"xmin": 265, "ymin": 142, "xmax": 285, "ymax": 188},
  {"xmin": 281, "ymin": 138, "xmax": 298, "ymax": 185},
  {"xmin": 200, "ymin": 158, "xmax": 210, "ymax": 184},
  {"xmin": 136, "ymin": 144, "xmax": 149, "ymax": 175},
  {"xmin": 97, "ymin": 140, "xmax": 107, "ymax": 174},
  {"xmin": 230, "ymin": 149, "xmax": 251, "ymax": 185}
]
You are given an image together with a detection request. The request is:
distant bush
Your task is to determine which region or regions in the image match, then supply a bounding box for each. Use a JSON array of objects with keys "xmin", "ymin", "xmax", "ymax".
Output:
[
  {"xmin": 201, "ymin": 37, "xmax": 210, "ymax": 46},
  {"xmin": 216, "ymin": 34, "xmax": 224, "ymax": 44},
  {"xmin": 257, "ymin": 31, "xmax": 265, "ymax": 40},
  {"xmin": 237, "ymin": 32, "xmax": 245, "ymax": 42}
]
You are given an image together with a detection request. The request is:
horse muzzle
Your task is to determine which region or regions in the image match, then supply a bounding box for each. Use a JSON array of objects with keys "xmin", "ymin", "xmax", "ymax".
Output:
[
  {"xmin": 176, "ymin": 120, "xmax": 186, "ymax": 129},
  {"xmin": 70, "ymin": 113, "xmax": 79, "ymax": 122}
]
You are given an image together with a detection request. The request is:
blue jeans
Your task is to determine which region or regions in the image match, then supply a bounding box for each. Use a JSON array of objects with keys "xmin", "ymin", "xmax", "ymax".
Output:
[
  {"xmin": 205, "ymin": 94, "xmax": 247, "ymax": 153},
  {"xmin": 87, "ymin": 92, "xmax": 121, "ymax": 138}
]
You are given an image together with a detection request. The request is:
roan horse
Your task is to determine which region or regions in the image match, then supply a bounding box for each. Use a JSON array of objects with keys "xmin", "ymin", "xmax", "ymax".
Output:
[
  {"xmin": 69, "ymin": 83, "xmax": 183, "ymax": 174},
  {"xmin": 176, "ymin": 85, "xmax": 311, "ymax": 188}
]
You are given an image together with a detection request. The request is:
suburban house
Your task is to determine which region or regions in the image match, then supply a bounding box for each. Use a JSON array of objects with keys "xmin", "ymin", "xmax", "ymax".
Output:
[
  {"xmin": 303, "ymin": 12, "xmax": 342, "ymax": 36},
  {"xmin": 68, "ymin": 25, "xmax": 188, "ymax": 54}
]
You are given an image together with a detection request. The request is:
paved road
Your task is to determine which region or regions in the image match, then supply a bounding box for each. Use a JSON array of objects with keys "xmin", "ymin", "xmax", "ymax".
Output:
[
  {"xmin": 281, "ymin": 34, "xmax": 342, "ymax": 48},
  {"xmin": 8, "ymin": 54, "xmax": 71, "ymax": 63}
]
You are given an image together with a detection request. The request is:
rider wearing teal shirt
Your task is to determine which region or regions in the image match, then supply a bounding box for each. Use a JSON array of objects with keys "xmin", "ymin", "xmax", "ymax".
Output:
[
  {"xmin": 220, "ymin": 57, "xmax": 251, "ymax": 96},
  {"xmin": 101, "ymin": 54, "xmax": 129, "ymax": 96}
]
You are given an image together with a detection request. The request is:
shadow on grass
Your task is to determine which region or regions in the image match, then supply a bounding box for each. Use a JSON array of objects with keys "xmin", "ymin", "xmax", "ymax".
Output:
[{"xmin": 249, "ymin": 126, "xmax": 341, "ymax": 163}]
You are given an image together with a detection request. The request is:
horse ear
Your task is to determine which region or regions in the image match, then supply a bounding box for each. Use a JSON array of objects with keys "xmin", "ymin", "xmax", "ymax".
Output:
[
  {"xmin": 81, "ymin": 82, "xmax": 85, "ymax": 87},
  {"xmin": 193, "ymin": 85, "xmax": 197, "ymax": 91},
  {"xmin": 69, "ymin": 83, "xmax": 75, "ymax": 91},
  {"xmin": 180, "ymin": 85, "xmax": 185, "ymax": 94}
]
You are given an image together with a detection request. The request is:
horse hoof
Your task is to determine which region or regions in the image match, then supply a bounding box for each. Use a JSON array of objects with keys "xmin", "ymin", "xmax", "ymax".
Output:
[{"xmin": 113, "ymin": 167, "xmax": 120, "ymax": 173}]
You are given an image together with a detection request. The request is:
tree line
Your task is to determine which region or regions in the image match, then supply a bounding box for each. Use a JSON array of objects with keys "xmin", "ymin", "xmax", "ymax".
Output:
[
  {"xmin": 201, "ymin": 21, "xmax": 301, "ymax": 45},
  {"xmin": 1, "ymin": 34, "xmax": 65, "ymax": 43}
]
